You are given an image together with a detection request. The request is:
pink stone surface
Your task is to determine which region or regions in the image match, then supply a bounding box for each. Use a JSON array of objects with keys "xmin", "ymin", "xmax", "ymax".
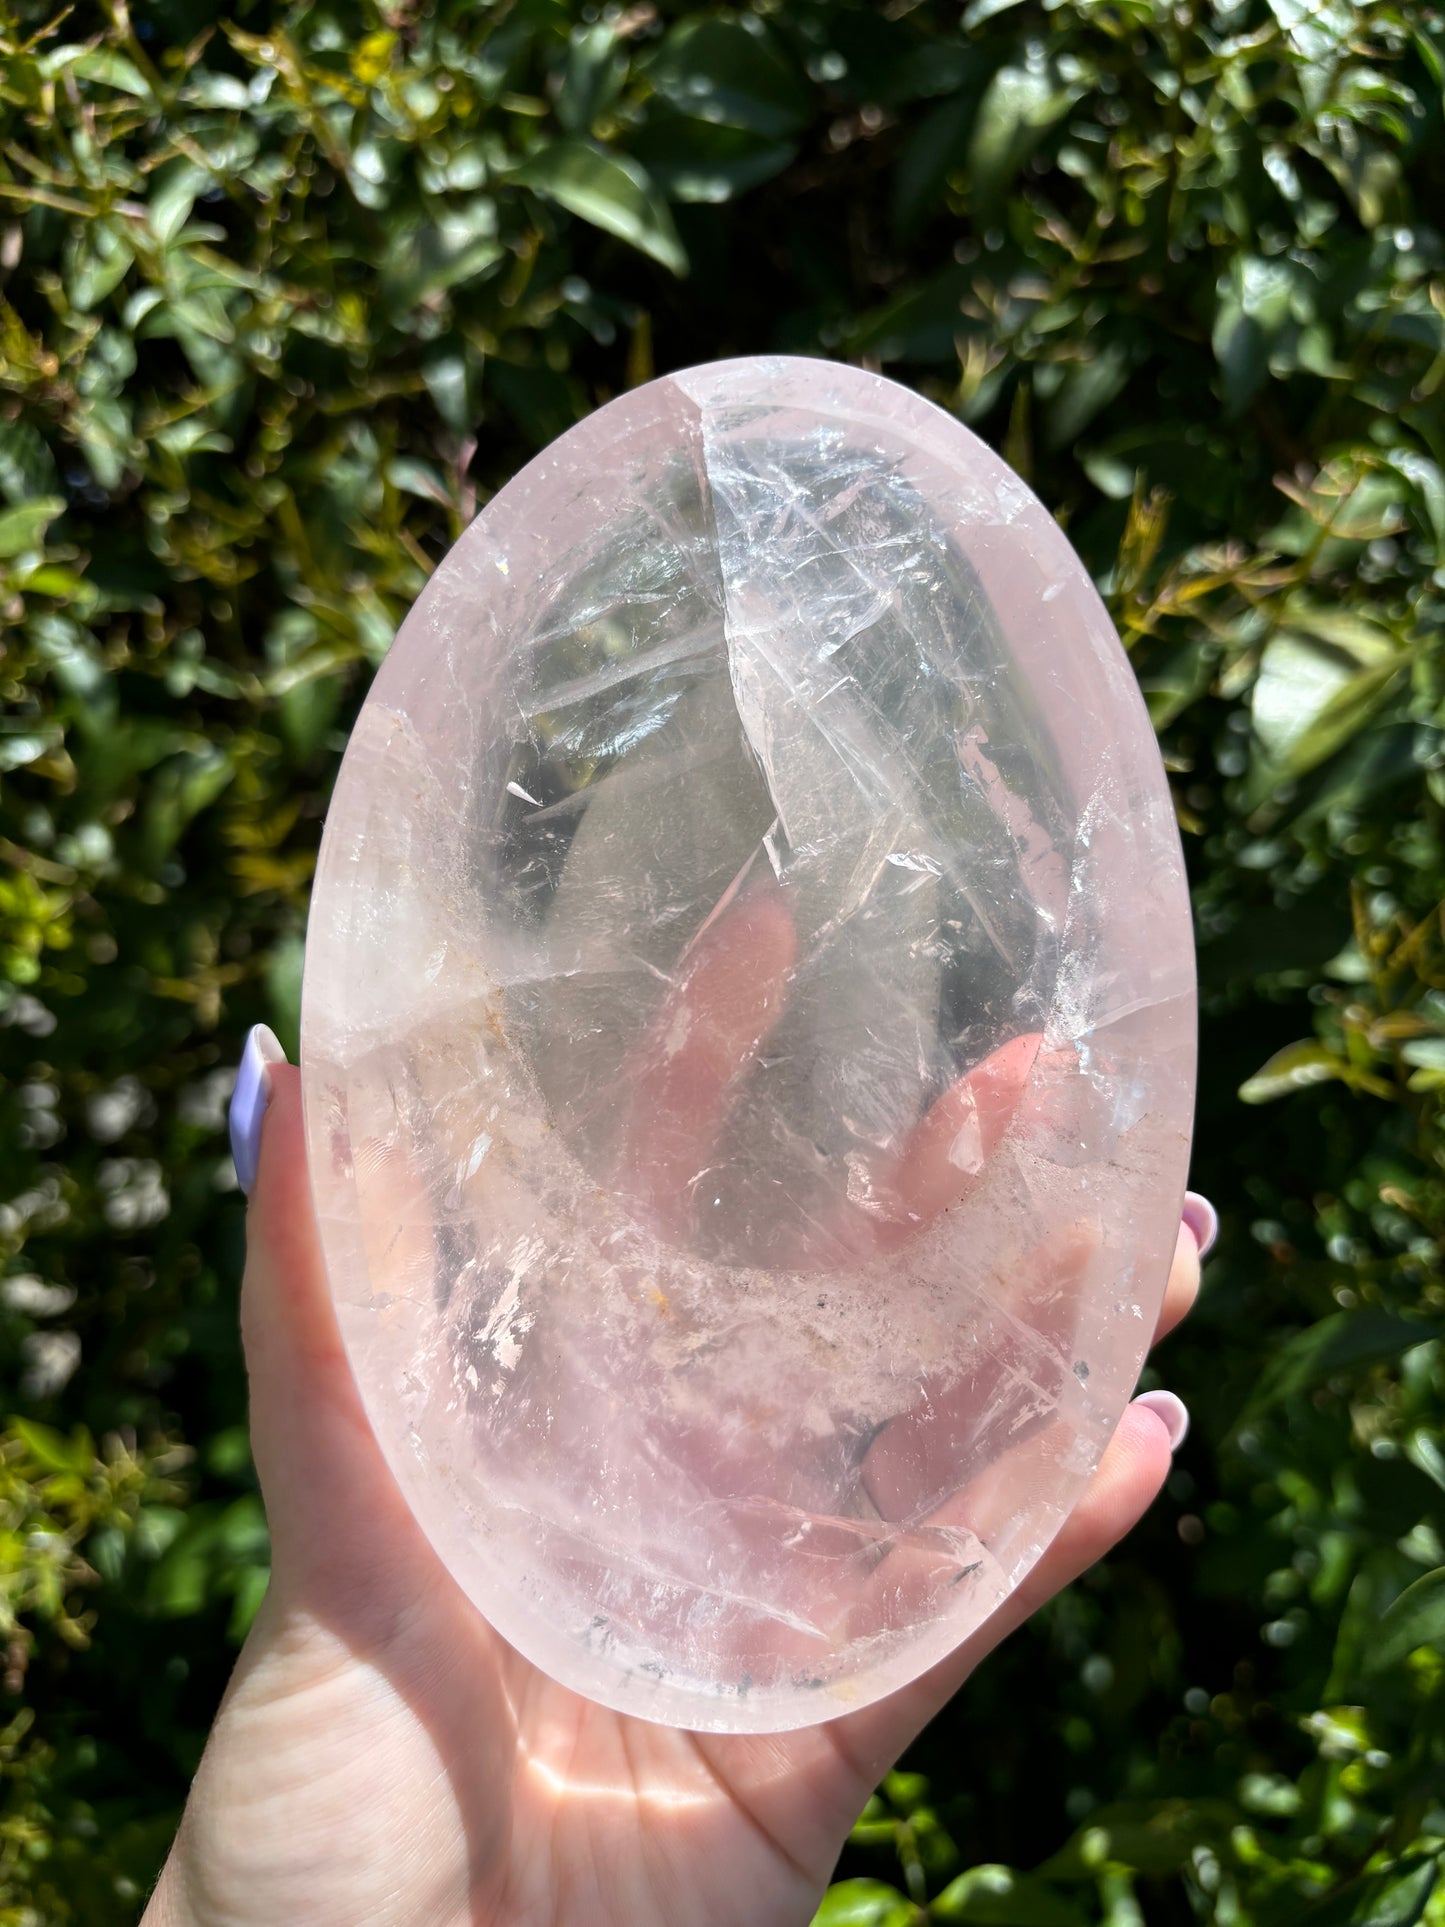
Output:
[{"xmin": 301, "ymin": 357, "xmax": 1196, "ymax": 1732}]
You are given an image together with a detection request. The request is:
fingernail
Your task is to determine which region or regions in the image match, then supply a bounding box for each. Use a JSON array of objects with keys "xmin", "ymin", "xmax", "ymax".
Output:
[
  {"xmin": 1182, "ymin": 1191, "xmax": 1219, "ymax": 1258},
  {"xmin": 1132, "ymin": 1389, "xmax": 1190, "ymax": 1452},
  {"xmin": 229, "ymin": 1025, "xmax": 287, "ymax": 1197}
]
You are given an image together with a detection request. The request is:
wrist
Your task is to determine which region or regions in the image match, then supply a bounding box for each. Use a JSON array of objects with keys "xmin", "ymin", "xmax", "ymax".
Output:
[
  {"xmin": 136, "ymin": 1599, "xmax": 305, "ymax": 1927},
  {"xmin": 141, "ymin": 1854, "xmax": 194, "ymax": 1927}
]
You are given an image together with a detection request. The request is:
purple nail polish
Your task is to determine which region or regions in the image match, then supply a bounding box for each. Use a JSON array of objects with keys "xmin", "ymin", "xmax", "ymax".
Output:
[
  {"xmin": 229, "ymin": 1025, "xmax": 287, "ymax": 1197},
  {"xmin": 1133, "ymin": 1389, "xmax": 1190, "ymax": 1451},
  {"xmin": 1182, "ymin": 1190, "xmax": 1219, "ymax": 1258}
]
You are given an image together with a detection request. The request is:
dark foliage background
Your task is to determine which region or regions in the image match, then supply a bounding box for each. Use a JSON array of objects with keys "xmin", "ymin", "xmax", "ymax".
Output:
[{"xmin": 1, "ymin": 0, "xmax": 1442, "ymax": 1920}]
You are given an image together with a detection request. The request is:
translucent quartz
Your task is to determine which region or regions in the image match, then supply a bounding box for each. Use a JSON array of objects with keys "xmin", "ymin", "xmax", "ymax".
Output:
[{"xmin": 301, "ymin": 358, "xmax": 1196, "ymax": 1732}]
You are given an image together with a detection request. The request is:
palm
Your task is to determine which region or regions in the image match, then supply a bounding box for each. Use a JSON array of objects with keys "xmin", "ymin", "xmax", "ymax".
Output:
[{"xmin": 150, "ymin": 1065, "xmax": 1191, "ymax": 1927}]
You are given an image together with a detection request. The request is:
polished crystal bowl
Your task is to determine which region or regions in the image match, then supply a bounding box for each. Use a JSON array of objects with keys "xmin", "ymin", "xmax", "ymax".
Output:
[{"xmin": 301, "ymin": 357, "xmax": 1196, "ymax": 1732}]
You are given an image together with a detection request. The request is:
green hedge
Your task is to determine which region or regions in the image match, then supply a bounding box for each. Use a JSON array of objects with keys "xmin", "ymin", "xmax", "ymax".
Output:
[{"xmin": 1, "ymin": 0, "xmax": 1442, "ymax": 1920}]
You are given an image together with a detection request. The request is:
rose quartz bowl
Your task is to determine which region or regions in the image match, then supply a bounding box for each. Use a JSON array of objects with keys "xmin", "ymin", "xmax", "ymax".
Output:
[{"xmin": 301, "ymin": 357, "xmax": 1196, "ymax": 1732}]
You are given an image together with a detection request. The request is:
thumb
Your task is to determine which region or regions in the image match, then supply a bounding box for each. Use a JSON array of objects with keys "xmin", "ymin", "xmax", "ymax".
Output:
[{"xmin": 238, "ymin": 1047, "xmax": 437, "ymax": 1620}]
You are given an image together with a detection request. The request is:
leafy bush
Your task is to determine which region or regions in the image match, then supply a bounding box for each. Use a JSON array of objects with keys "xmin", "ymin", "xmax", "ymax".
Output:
[{"xmin": 0, "ymin": 0, "xmax": 1441, "ymax": 1920}]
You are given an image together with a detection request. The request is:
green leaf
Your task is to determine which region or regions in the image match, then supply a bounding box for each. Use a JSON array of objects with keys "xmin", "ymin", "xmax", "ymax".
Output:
[
  {"xmin": 1245, "ymin": 1311, "xmax": 1445, "ymax": 1415},
  {"xmin": 1139, "ymin": 639, "xmax": 1213, "ymax": 729},
  {"xmin": 380, "ymin": 210, "xmax": 505, "ymax": 312},
  {"xmin": 1413, "ymin": 26, "xmax": 1445, "ymax": 86},
  {"xmin": 1212, "ymin": 255, "xmax": 1310, "ymax": 413},
  {"xmin": 1041, "ymin": 1802, "xmax": 1236, "ymax": 1880},
  {"xmin": 1297, "ymin": 1853, "xmax": 1440, "ymax": 1927},
  {"xmin": 881, "ymin": 1770, "xmax": 930, "ymax": 1813},
  {"xmin": 266, "ymin": 932, "xmax": 306, "ymax": 1060},
  {"xmin": 88, "ymin": 1522, "xmax": 127, "ymax": 1585},
  {"xmin": 1042, "ymin": 343, "xmax": 1132, "ymax": 449},
  {"xmin": 848, "ymin": 266, "xmax": 973, "ymax": 364},
  {"xmin": 0, "ymin": 419, "xmax": 60, "ymax": 506},
  {"xmin": 893, "ymin": 88, "xmax": 983, "ymax": 237},
  {"xmin": 1306, "ymin": 132, "xmax": 1401, "ymax": 230},
  {"xmin": 1364, "ymin": 1569, "xmax": 1445, "ymax": 1672},
  {"xmin": 421, "ymin": 344, "xmax": 482, "ymax": 436},
  {"xmin": 72, "ymin": 47, "xmax": 153, "ymax": 98},
  {"xmin": 385, "ymin": 457, "xmax": 453, "ymax": 508},
  {"xmin": 279, "ymin": 673, "xmax": 345, "ymax": 759},
  {"xmin": 1285, "ymin": 662, "xmax": 1405, "ymax": 774},
  {"xmin": 146, "ymin": 1496, "xmax": 270, "ymax": 1620},
  {"xmin": 1081, "ymin": 449, "xmax": 1137, "ymax": 501},
  {"xmin": 471, "ymin": 0, "xmax": 571, "ymax": 100},
  {"xmin": 1380, "ymin": 448, "xmax": 1445, "ymax": 558},
  {"xmin": 933, "ymin": 1864, "xmax": 1087, "ymax": 1925},
  {"xmin": 1238, "ymin": 1040, "xmax": 1346, "ymax": 1103},
  {"xmin": 0, "ymin": 496, "xmax": 66, "ymax": 558},
  {"xmin": 18, "ymin": 565, "xmax": 89, "ymax": 599},
  {"xmin": 76, "ymin": 393, "xmax": 134, "ymax": 490},
  {"xmin": 9, "ymin": 1419, "xmax": 96, "ymax": 1477},
  {"xmin": 204, "ymin": 1426, "xmax": 254, "ymax": 1480},
  {"xmin": 148, "ymin": 159, "xmax": 210, "ymax": 247},
  {"xmin": 963, "ymin": 0, "xmax": 1031, "ymax": 26},
  {"xmin": 810, "ymin": 1880, "xmax": 916, "ymax": 1927},
  {"xmin": 632, "ymin": 112, "xmax": 796, "ymax": 204},
  {"xmin": 967, "ymin": 51, "xmax": 1077, "ymax": 221},
  {"xmin": 140, "ymin": 746, "xmax": 235, "ymax": 867},
  {"xmin": 0, "ymin": 728, "xmax": 56, "ymax": 771},
  {"xmin": 228, "ymin": 1560, "xmax": 271, "ymax": 1640},
  {"xmin": 1406, "ymin": 1429, "xmax": 1445, "ymax": 1492},
  {"xmin": 1281, "ymin": 721, "xmax": 1422, "ymax": 831},
  {"xmin": 487, "ymin": 360, "xmax": 580, "ymax": 450},
  {"xmin": 185, "ymin": 68, "xmax": 252, "ymax": 109},
  {"xmin": 65, "ymin": 220, "xmax": 134, "ymax": 311},
  {"xmin": 647, "ymin": 15, "xmax": 810, "ymax": 139},
  {"xmin": 514, "ymin": 140, "xmax": 688, "ymax": 276},
  {"xmin": 557, "ymin": 22, "xmax": 627, "ymax": 134},
  {"xmin": 1247, "ymin": 615, "xmax": 1407, "ymax": 808}
]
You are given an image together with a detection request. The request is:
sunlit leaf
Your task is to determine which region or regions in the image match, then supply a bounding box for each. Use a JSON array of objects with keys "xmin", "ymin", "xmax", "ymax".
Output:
[
  {"xmin": 1213, "ymin": 255, "xmax": 1311, "ymax": 413},
  {"xmin": 1365, "ymin": 1569, "xmax": 1445, "ymax": 1672},
  {"xmin": 0, "ymin": 418, "xmax": 60, "ymax": 504},
  {"xmin": 632, "ymin": 113, "xmax": 797, "ymax": 204},
  {"xmin": 1041, "ymin": 1802, "xmax": 1237, "ymax": 1879},
  {"xmin": 514, "ymin": 139, "xmax": 688, "ymax": 275},
  {"xmin": 9, "ymin": 1419, "xmax": 96, "ymax": 1476},
  {"xmin": 810, "ymin": 1880, "xmax": 916, "ymax": 1927},
  {"xmin": 380, "ymin": 209, "xmax": 505, "ymax": 311},
  {"xmin": 967, "ymin": 51, "xmax": 1077, "ymax": 220},
  {"xmin": 0, "ymin": 495, "xmax": 66, "ymax": 557},
  {"xmin": 1245, "ymin": 1311, "xmax": 1445, "ymax": 1414},
  {"xmin": 64, "ymin": 221, "xmax": 134, "ymax": 311},
  {"xmin": 1247, "ymin": 614, "xmax": 1408, "ymax": 808},
  {"xmin": 893, "ymin": 78, "xmax": 990, "ymax": 236},
  {"xmin": 71, "ymin": 47, "xmax": 153, "ymax": 98},
  {"xmin": 933, "ymin": 1864, "xmax": 1087, "ymax": 1924},
  {"xmin": 1239, "ymin": 1039, "xmax": 1346, "ymax": 1103},
  {"xmin": 1298, "ymin": 1853, "xmax": 1441, "ymax": 1927},
  {"xmin": 557, "ymin": 22, "xmax": 628, "ymax": 135},
  {"xmin": 141, "ymin": 746, "xmax": 235, "ymax": 867},
  {"xmin": 963, "ymin": 0, "xmax": 1031, "ymax": 26},
  {"xmin": 646, "ymin": 15, "xmax": 810, "ymax": 139},
  {"xmin": 148, "ymin": 159, "xmax": 210, "ymax": 247}
]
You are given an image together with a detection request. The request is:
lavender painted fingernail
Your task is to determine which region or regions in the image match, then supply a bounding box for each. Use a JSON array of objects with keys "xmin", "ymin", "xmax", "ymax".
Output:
[
  {"xmin": 1133, "ymin": 1389, "xmax": 1190, "ymax": 1451},
  {"xmin": 229, "ymin": 1025, "xmax": 287, "ymax": 1197},
  {"xmin": 1182, "ymin": 1190, "xmax": 1219, "ymax": 1258}
]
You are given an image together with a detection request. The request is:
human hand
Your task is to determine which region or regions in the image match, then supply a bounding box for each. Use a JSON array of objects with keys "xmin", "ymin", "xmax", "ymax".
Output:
[{"xmin": 144, "ymin": 1017, "xmax": 1207, "ymax": 1927}]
